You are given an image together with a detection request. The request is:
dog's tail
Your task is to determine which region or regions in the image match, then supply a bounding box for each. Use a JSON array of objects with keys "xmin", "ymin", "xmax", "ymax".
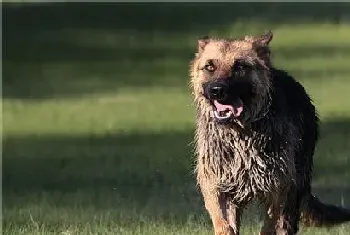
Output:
[{"xmin": 301, "ymin": 194, "xmax": 350, "ymax": 227}]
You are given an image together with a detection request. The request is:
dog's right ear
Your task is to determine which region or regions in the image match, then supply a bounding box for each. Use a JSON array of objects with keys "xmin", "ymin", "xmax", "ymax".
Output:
[{"xmin": 197, "ymin": 35, "xmax": 210, "ymax": 53}]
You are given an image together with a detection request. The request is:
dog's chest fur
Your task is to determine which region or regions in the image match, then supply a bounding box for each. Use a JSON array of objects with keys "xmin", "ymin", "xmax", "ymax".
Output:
[{"xmin": 195, "ymin": 116, "xmax": 295, "ymax": 204}]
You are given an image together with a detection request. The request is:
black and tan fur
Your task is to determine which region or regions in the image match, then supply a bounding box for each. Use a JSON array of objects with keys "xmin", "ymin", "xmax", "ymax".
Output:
[{"xmin": 189, "ymin": 31, "xmax": 350, "ymax": 235}]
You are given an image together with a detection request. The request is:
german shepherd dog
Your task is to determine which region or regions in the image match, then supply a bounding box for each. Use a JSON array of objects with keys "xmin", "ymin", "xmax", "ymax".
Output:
[{"xmin": 189, "ymin": 31, "xmax": 350, "ymax": 235}]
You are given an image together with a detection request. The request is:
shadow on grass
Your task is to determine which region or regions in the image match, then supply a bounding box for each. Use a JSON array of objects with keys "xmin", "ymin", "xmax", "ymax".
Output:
[
  {"xmin": 4, "ymin": 41, "xmax": 350, "ymax": 99},
  {"xmin": 3, "ymin": 3, "xmax": 350, "ymax": 99},
  {"xmin": 3, "ymin": 119, "xmax": 350, "ymax": 225},
  {"xmin": 3, "ymin": 129, "xmax": 203, "ymax": 226},
  {"xmin": 3, "ymin": 130, "xmax": 195, "ymax": 192},
  {"xmin": 4, "ymin": 3, "xmax": 349, "ymax": 32}
]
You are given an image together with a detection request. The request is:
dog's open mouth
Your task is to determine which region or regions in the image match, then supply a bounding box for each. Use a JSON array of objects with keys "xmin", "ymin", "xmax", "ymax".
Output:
[{"xmin": 212, "ymin": 100, "xmax": 243, "ymax": 124}]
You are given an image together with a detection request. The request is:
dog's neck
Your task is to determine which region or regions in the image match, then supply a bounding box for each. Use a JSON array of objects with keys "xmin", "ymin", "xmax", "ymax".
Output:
[{"xmin": 193, "ymin": 97, "xmax": 294, "ymax": 204}]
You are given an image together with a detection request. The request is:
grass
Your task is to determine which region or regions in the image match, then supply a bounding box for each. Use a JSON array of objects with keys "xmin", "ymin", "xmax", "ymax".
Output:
[{"xmin": 3, "ymin": 2, "xmax": 350, "ymax": 235}]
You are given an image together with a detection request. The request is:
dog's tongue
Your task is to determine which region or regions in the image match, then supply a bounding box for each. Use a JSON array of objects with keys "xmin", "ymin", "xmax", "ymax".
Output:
[{"xmin": 214, "ymin": 100, "xmax": 243, "ymax": 117}]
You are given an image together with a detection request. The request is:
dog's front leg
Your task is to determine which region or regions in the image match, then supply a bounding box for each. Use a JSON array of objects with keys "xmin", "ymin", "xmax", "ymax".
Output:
[
  {"xmin": 260, "ymin": 198, "xmax": 284, "ymax": 235},
  {"xmin": 260, "ymin": 190, "xmax": 298, "ymax": 235},
  {"xmin": 226, "ymin": 199, "xmax": 243, "ymax": 235},
  {"xmin": 200, "ymin": 186, "xmax": 237, "ymax": 235}
]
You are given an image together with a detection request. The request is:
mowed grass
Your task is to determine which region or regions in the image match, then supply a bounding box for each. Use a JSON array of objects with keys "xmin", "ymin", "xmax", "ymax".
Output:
[{"xmin": 3, "ymin": 3, "xmax": 350, "ymax": 235}]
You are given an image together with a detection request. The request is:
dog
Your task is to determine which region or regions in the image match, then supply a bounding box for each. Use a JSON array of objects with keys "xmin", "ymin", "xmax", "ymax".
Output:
[{"xmin": 189, "ymin": 31, "xmax": 350, "ymax": 235}]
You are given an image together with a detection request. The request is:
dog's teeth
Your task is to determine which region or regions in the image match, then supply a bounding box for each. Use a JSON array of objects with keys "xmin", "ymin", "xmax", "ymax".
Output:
[{"xmin": 213, "ymin": 110, "xmax": 233, "ymax": 120}]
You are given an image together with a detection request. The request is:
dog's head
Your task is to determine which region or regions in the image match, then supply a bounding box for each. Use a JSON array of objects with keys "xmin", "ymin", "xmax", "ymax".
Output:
[{"xmin": 190, "ymin": 31, "xmax": 274, "ymax": 127}]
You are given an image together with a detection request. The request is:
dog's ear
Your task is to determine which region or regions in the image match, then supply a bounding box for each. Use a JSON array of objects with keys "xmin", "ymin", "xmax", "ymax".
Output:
[
  {"xmin": 197, "ymin": 35, "xmax": 210, "ymax": 53},
  {"xmin": 252, "ymin": 31, "xmax": 273, "ymax": 65},
  {"xmin": 252, "ymin": 31, "xmax": 273, "ymax": 46}
]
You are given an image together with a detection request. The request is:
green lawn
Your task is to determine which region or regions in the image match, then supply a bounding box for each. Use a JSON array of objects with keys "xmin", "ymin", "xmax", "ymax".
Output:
[{"xmin": 3, "ymin": 3, "xmax": 350, "ymax": 235}]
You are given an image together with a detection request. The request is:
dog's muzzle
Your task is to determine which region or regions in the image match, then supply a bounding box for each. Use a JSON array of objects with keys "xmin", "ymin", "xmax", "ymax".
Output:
[
  {"xmin": 202, "ymin": 81, "xmax": 244, "ymax": 125},
  {"xmin": 203, "ymin": 81, "xmax": 230, "ymax": 103}
]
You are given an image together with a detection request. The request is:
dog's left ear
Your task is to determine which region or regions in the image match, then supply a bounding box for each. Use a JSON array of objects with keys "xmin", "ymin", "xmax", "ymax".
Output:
[
  {"xmin": 244, "ymin": 31, "xmax": 273, "ymax": 46},
  {"xmin": 252, "ymin": 31, "xmax": 273, "ymax": 65},
  {"xmin": 253, "ymin": 31, "xmax": 273, "ymax": 46},
  {"xmin": 252, "ymin": 30, "xmax": 273, "ymax": 47}
]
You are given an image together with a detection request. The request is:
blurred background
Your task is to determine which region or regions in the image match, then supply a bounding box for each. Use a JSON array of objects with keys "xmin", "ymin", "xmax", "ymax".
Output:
[{"xmin": 2, "ymin": 2, "xmax": 350, "ymax": 235}]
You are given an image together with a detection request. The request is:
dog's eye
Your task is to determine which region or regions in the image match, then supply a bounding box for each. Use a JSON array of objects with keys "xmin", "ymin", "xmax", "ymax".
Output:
[
  {"xmin": 233, "ymin": 60, "xmax": 250, "ymax": 71},
  {"xmin": 204, "ymin": 64, "xmax": 216, "ymax": 72}
]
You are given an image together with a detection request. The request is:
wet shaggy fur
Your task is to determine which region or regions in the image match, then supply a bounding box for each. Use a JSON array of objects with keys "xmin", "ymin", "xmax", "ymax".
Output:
[{"xmin": 189, "ymin": 32, "xmax": 350, "ymax": 235}]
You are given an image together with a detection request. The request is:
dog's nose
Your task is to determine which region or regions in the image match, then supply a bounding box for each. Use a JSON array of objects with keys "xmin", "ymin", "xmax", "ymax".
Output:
[{"xmin": 209, "ymin": 86, "xmax": 227, "ymax": 100}]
